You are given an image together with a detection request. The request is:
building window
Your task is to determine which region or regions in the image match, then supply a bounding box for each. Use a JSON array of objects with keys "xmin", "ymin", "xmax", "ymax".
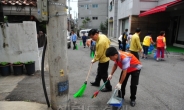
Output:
[
  {"xmin": 121, "ymin": 0, "xmax": 125, "ymax": 2},
  {"xmin": 85, "ymin": 4, "xmax": 89, "ymax": 9},
  {"xmin": 109, "ymin": 1, "xmax": 112, "ymax": 11},
  {"xmin": 92, "ymin": 4, "xmax": 98, "ymax": 8},
  {"xmin": 81, "ymin": 17, "xmax": 84, "ymax": 19},
  {"xmin": 92, "ymin": 17, "xmax": 98, "ymax": 20},
  {"xmin": 80, "ymin": 5, "xmax": 84, "ymax": 7}
]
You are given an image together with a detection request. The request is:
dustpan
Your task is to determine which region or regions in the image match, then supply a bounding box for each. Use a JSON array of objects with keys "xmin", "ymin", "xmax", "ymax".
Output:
[{"xmin": 107, "ymin": 89, "xmax": 124, "ymax": 108}]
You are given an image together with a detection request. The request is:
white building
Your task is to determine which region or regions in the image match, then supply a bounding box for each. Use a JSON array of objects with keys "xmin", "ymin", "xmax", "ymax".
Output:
[
  {"xmin": 78, "ymin": 0, "xmax": 108, "ymax": 31},
  {"xmin": 108, "ymin": 0, "xmax": 184, "ymax": 47}
]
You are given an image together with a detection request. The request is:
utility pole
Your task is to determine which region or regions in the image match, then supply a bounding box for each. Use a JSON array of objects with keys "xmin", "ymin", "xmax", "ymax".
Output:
[{"xmin": 47, "ymin": 0, "xmax": 69, "ymax": 109}]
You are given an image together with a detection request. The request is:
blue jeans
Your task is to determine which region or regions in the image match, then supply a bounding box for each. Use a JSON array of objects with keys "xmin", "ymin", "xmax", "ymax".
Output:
[{"xmin": 143, "ymin": 45, "xmax": 149, "ymax": 55}]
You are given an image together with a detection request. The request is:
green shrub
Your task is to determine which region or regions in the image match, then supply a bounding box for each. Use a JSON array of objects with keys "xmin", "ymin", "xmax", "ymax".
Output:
[
  {"xmin": 0, "ymin": 62, "xmax": 8, "ymax": 66},
  {"xmin": 13, "ymin": 61, "xmax": 22, "ymax": 65},
  {"xmin": 25, "ymin": 61, "xmax": 34, "ymax": 64}
]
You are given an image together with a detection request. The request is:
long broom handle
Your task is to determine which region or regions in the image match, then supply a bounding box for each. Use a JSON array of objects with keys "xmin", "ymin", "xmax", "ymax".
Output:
[
  {"xmin": 99, "ymin": 80, "xmax": 108, "ymax": 91},
  {"xmin": 85, "ymin": 63, "xmax": 93, "ymax": 81}
]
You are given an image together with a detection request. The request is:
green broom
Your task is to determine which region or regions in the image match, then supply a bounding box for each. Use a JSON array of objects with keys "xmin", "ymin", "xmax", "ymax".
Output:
[
  {"xmin": 80, "ymin": 41, "xmax": 82, "ymax": 46},
  {"xmin": 90, "ymin": 51, "xmax": 94, "ymax": 58},
  {"xmin": 73, "ymin": 63, "xmax": 93, "ymax": 98},
  {"xmin": 76, "ymin": 44, "xmax": 78, "ymax": 50}
]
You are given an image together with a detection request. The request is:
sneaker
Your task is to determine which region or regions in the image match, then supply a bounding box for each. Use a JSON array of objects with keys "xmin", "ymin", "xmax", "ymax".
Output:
[
  {"xmin": 130, "ymin": 100, "xmax": 136, "ymax": 107},
  {"xmin": 156, "ymin": 58, "xmax": 159, "ymax": 62},
  {"xmin": 160, "ymin": 59, "xmax": 165, "ymax": 61}
]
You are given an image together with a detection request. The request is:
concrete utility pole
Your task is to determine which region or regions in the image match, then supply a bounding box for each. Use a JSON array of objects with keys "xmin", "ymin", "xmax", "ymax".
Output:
[{"xmin": 47, "ymin": 0, "xmax": 69, "ymax": 109}]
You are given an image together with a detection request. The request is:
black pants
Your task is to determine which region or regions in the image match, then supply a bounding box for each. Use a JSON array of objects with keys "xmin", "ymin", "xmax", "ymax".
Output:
[
  {"xmin": 118, "ymin": 70, "xmax": 140, "ymax": 101},
  {"xmin": 122, "ymin": 42, "xmax": 126, "ymax": 51},
  {"xmin": 73, "ymin": 41, "xmax": 76, "ymax": 49},
  {"xmin": 143, "ymin": 45, "xmax": 149, "ymax": 55},
  {"xmin": 94, "ymin": 61, "xmax": 112, "ymax": 90},
  {"xmin": 83, "ymin": 41, "xmax": 86, "ymax": 47},
  {"xmin": 130, "ymin": 51, "xmax": 139, "ymax": 60}
]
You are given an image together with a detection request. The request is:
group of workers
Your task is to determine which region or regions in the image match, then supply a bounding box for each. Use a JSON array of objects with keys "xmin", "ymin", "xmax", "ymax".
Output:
[{"xmin": 72, "ymin": 28, "xmax": 167, "ymax": 108}]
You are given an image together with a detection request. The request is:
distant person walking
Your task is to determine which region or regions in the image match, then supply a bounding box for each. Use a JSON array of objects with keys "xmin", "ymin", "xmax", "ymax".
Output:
[
  {"xmin": 37, "ymin": 31, "xmax": 46, "ymax": 48},
  {"xmin": 129, "ymin": 28, "xmax": 143, "ymax": 60},
  {"xmin": 156, "ymin": 31, "xmax": 166, "ymax": 61},
  {"xmin": 118, "ymin": 33, "xmax": 122, "ymax": 50},
  {"xmin": 142, "ymin": 31, "xmax": 155, "ymax": 59},
  {"xmin": 122, "ymin": 29, "xmax": 128, "ymax": 51},
  {"xmin": 89, "ymin": 29, "xmax": 112, "ymax": 92},
  {"xmin": 71, "ymin": 31, "xmax": 77, "ymax": 50},
  {"xmin": 127, "ymin": 33, "xmax": 133, "ymax": 51},
  {"xmin": 82, "ymin": 33, "xmax": 87, "ymax": 48},
  {"xmin": 90, "ymin": 40, "xmax": 96, "ymax": 57},
  {"xmin": 37, "ymin": 31, "xmax": 46, "ymax": 56}
]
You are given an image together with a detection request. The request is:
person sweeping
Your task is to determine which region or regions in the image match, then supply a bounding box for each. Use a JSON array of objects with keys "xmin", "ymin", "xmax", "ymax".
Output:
[
  {"xmin": 106, "ymin": 47, "xmax": 142, "ymax": 107},
  {"xmin": 89, "ymin": 29, "xmax": 112, "ymax": 92}
]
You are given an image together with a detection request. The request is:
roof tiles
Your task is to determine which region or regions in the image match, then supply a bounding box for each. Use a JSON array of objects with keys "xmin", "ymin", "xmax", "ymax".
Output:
[{"xmin": 1, "ymin": 0, "xmax": 37, "ymax": 6}]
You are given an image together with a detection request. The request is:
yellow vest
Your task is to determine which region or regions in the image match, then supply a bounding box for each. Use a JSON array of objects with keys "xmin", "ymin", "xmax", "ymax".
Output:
[{"xmin": 143, "ymin": 36, "xmax": 151, "ymax": 46}]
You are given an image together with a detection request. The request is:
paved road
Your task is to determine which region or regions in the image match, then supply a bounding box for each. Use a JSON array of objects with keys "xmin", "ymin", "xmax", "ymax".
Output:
[{"xmin": 0, "ymin": 41, "xmax": 184, "ymax": 110}]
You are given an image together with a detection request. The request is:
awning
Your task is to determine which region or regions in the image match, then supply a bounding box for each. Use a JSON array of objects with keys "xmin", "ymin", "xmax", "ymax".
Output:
[{"xmin": 139, "ymin": 0, "xmax": 182, "ymax": 17}]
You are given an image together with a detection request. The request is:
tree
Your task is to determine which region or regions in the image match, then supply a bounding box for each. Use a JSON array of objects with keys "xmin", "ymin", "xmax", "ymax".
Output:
[
  {"xmin": 85, "ymin": 17, "xmax": 91, "ymax": 22},
  {"xmin": 104, "ymin": 19, "xmax": 108, "ymax": 30},
  {"xmin": 80, "ymin": 17, "xmax": 91, "ymax": 29},
  {"xmin": 99, "ymin": 20, "xmax": 108, "ymax": 35},
  {"xmin": 100, "ymin": 22, "xmax": 106, "ymax": 31}
]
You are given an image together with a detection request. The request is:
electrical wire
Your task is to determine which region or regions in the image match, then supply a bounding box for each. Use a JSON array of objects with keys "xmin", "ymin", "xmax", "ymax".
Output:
[{"xmin": 41, "ymin": 37, "xmax": 50, "ymax": 108}]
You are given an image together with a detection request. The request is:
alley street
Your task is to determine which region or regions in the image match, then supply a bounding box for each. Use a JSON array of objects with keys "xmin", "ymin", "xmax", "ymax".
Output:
[{"xmin": 0, "ymin": 42, "xmax": 184, "ymax": 110}]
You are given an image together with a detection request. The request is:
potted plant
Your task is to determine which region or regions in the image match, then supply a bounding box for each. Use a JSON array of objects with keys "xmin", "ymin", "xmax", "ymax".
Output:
[
  {"xmin": 12, "ymin": 61, "xmax": 24, "ymax": 75},
  {"xmin": 25, "ymin": 61, "xmax": 35, "ymax": 75},
  {"xmin": 0, "ymin": 62, "xmax": 11, "ymax": 76}
]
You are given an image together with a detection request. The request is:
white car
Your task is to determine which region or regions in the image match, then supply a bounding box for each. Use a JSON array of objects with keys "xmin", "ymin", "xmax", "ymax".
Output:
[{"xmin": 79, "ymin": 29, "xmax": 91, "ymax": 38}]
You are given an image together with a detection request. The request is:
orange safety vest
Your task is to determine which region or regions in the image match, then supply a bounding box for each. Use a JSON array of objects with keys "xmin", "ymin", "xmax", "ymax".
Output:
[
  {"xmin": 115, "ymin": 51, "xmax": 142, "ymax": 73},
  {"xmin": 157, "ymin": 36, "xmax": 165, "ymax": 47}
]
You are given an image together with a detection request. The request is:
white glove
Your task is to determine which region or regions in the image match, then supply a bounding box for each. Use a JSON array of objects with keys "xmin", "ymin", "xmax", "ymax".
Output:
[
  {"xmin": 164, "ymin": 46, "xmax": 167, "ymax": 49},
  {"xmin": 91, "ymin": 59, "xmax": 95, "ymax": 63},
  {"xmin": 115, "ymin": 83, "xmax": 122, "ymax": 90},
  {"xmin": 108, "ymin": 74, "xmax": 113, "ymax": 80}
]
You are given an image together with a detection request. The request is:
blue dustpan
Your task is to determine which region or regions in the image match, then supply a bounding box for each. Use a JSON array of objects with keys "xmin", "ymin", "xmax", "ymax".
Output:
[{"xmin": 107, "ymin": 89, "xmax": 124, "ymax": 108}]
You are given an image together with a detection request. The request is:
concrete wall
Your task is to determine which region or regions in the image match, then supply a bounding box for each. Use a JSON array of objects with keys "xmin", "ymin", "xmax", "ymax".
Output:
[
  {"xmin": 78, "ymin": 0, "xmax": 108, "ymax": 29},
  {"xmin": 0, "ymin": 21, "xmax": 40, "ymax": 70},
  {"xmin": 118, "ymin": 0, "xmax": 133, "ymax": 19},
  {"xmin": 139, "ymin": 1, "xmax": 158, "ymax": 12},
  {"xmin": 158, "ymin": 0, "xmax": 176, "ymax": 5},
  {"xmin": 118, "ymin": 0, "xmax": 159, "ymax": 18}
]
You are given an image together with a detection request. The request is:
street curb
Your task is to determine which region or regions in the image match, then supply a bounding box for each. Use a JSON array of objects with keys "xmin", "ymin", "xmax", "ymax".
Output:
[
  {"xmin": 109, "ymin": 37, "xmax": 118, "ymax": 44},
  {"xmin": 0, "ymin": 101, "xmax": 51, "ymax": 110}
]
